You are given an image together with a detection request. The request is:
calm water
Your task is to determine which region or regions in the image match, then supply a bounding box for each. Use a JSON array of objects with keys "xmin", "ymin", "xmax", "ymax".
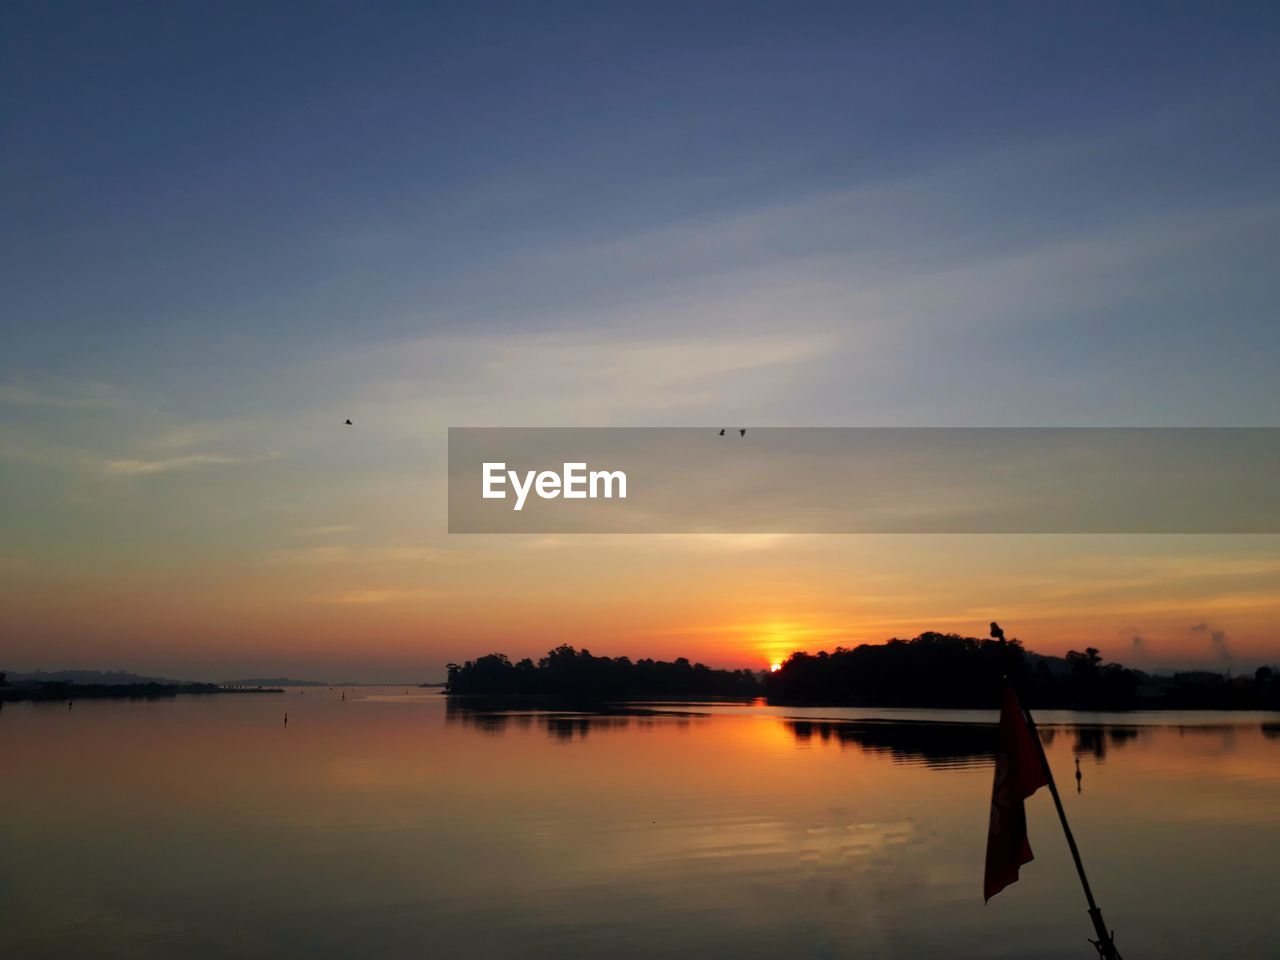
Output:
[{"xmin": 3, "ymin": 692, "xmax": 1278, "ymax": 959}]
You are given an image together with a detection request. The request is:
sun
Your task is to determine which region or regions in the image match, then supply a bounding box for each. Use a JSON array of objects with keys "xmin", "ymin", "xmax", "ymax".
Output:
[{"xmin": 769, "ymin": 661, "xmax": 783, "ymax": 673}]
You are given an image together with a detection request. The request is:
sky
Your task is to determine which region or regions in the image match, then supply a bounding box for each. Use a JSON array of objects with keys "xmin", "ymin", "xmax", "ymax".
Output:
[{"xmin": 3, "ymin": 2, "xmax": 1280, "ymax": 681}]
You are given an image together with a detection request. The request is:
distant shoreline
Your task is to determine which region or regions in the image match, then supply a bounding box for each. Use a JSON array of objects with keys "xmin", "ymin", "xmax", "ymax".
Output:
[{"xmin": 0, "ymin": 682, "xmax": 284, "ymax": 703}]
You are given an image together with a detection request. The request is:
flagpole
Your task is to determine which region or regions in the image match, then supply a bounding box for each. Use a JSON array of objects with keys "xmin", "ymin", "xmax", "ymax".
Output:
[{"xmin": 991, "ymin": 623, "xmax": 1124, "ymax": 960}]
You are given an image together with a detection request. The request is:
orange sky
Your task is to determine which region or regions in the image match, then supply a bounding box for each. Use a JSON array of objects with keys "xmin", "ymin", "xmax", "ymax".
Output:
[{"xmin": 5, "ymin": 528, "xmax": 1278, "ymax": 681}]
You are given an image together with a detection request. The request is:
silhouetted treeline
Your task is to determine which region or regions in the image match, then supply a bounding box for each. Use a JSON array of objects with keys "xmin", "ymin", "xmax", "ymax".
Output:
[
  {"xmin": 444, "ymin": 634, "xmax": 1280, "ymax": 710},
  {"xmin": 1, "ymin": 669, "xmax": 179, "ymax": 685},
  {"xmin": 766, "ymin": 632, "xmax": 1013, "ymax": 707},
  {"xmin": 446, "ymin": 646, "xmax": 761, "ymax": 700},
  {"xmin": 1154, "ymin": 666, "xmax": 1280, "ymax": 710},
  {"xmin": 764, "ymin": 632, "xmax": 1280, "ymax": 711}
]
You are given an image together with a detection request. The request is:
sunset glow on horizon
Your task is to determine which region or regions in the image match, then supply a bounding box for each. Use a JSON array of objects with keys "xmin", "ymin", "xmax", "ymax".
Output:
[
  {"xmin": 3, "ymin": 4, "xmax": 1278, "ymax": 683},
  {"xmin": 4, "ymin": 527, "xmax": 1278, "ymax": 680}
]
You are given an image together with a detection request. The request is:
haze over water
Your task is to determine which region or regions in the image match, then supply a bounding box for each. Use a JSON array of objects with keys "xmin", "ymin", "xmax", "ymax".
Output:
[{"xmin": 3, "ymin": 692, "xmax": 1277, "ymax": 959}]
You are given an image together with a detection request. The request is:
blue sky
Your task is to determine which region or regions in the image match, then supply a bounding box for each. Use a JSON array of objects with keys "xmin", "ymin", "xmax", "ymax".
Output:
[
  {"xmin": 3, "ymin": 3, "xmax": 1280, "ymax": 678},
  {"xmin": 6, "ymin": 2, "xmax": 1279, "ymax": 415}
]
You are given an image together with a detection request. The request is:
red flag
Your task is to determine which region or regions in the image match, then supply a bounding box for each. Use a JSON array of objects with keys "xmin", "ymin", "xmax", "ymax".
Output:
[{"xmin": 984, "ymin": 683, "xmax": 1049, "ymax": 901}]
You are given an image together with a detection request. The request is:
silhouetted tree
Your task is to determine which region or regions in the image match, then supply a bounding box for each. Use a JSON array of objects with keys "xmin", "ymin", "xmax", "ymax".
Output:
[
  {"xmin": 765, "ymin": 632, "xmax": 1019, "ymax": 708},
  {"xmin": 443, "ymin": 635, "xmax": 1280, "ymax": 711},
  {"xmin": 445, "ymin": 647, "xmax": 761, "ymax": 700}
]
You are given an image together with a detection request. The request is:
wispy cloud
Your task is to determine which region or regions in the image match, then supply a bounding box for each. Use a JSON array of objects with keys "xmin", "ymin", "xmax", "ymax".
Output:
[
  {"xmin": 339, "ymin": 325, "xmax": 840, "ymax": 430},
  {"xmin": 312, "ymin": 588, "xmax": 440, "ymax": 605},
  {"xmin": 102, "ymin": 452, "xmax": 278, "ymax": 476},
  {"xmin": 289, "ymin": 524, "xmax": 357, "ymax": 537},
  {"xmin": 263, "ymin": 545, "xmax": 455, "ymax": 566}
]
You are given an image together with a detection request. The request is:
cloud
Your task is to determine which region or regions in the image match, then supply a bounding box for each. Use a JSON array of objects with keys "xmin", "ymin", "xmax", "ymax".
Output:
[
  {"xmin": 312, "ymin": 588, "xmax": 439, "ymax": 605},
  {"xmin": 101, "ymin": 452, "xmax": 278, "ymax": 476},
  {"xmin": 349, "ymin": 325, "xmax": 841, "ymax": 428},
  {"xmin": 262, "ymin": 545, "xmax": 455, "ymax": 566},
  {"xmin": 655, "ymin": 533, "xmax": 796, "ymax": 552}
]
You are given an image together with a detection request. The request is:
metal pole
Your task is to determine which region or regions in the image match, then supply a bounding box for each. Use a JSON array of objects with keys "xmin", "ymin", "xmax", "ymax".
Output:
[
  {"xmin": 1018, "ymin": 704, "xmax": 1123, "ymax": 960},
  {"xmin": 992, "ymin": 623, "xmax": 1123, "ymax": 959}
]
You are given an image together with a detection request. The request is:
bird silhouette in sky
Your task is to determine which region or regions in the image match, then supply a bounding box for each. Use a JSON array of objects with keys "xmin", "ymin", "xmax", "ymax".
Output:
[
  {"xmin": 718, "ymin": 428, "xmax": 725, "ymax": 436},
  {"xmin": 344, "ymin": 419, "xmax": 353, "ymax": 425},
  {"xmin": 739, "ymin": 428, "xmax": 746, "ymax": 437}
]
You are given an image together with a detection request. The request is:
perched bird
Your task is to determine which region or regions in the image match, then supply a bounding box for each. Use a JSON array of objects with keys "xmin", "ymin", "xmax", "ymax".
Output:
[
  {"xmin": 738, "ymin": 428, "xmax": 746, "ymax": 437},
  {"xmin": 344, "ymin": 419, "xmax": 353, "ymax": 425},
  {"xmin": 718, "ymin": 428, "xmax": 726, "ymax": 436}
]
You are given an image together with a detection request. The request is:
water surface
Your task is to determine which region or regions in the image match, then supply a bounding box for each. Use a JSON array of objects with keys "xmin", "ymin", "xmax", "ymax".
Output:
[{"xmin": 3, "ymin": 692, "xmax": 1278, "ymax": 958}]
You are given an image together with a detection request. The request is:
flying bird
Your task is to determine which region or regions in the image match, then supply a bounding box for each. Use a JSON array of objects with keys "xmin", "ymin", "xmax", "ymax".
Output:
[
  {"xmin": 718, "ymin": 428, "xmax": 725, "ymax": 436},
  {"xmin": 738, "ymin": 428, "xmax": 746, "ymax": 437},
  {"xmin": 344, "ymin": 419, "xmax": 353, "ymax": 425}
]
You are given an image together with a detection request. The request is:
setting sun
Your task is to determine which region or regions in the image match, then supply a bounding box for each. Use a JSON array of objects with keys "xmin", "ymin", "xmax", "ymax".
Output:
[{"xmin": 769, "ymin": 662, "xmax": 783, "ymax": 673}]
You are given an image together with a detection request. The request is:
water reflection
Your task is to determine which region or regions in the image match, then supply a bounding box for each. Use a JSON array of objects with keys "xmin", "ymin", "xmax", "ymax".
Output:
[
  {"xmin": 445, "ymin": 698, "xmax": 710, "ymax": 741},
  {"xmin": 1066, "ymin": 725, "xmax": 1143, "ymax": 760},
  {"xmin": 3, "ymin": 693, "xmax": 1280, "ymax": 960},
  {"xmin": 782, "ymin": 718, "xmax": 1151, "ymax": 769},
  {"xmin": 785, "ymin": 718, "xmax": 997, "ymax": 769},
  {"xmin": 444, "ymin": 697, "xmax": 1241, "ymax": 767}
]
